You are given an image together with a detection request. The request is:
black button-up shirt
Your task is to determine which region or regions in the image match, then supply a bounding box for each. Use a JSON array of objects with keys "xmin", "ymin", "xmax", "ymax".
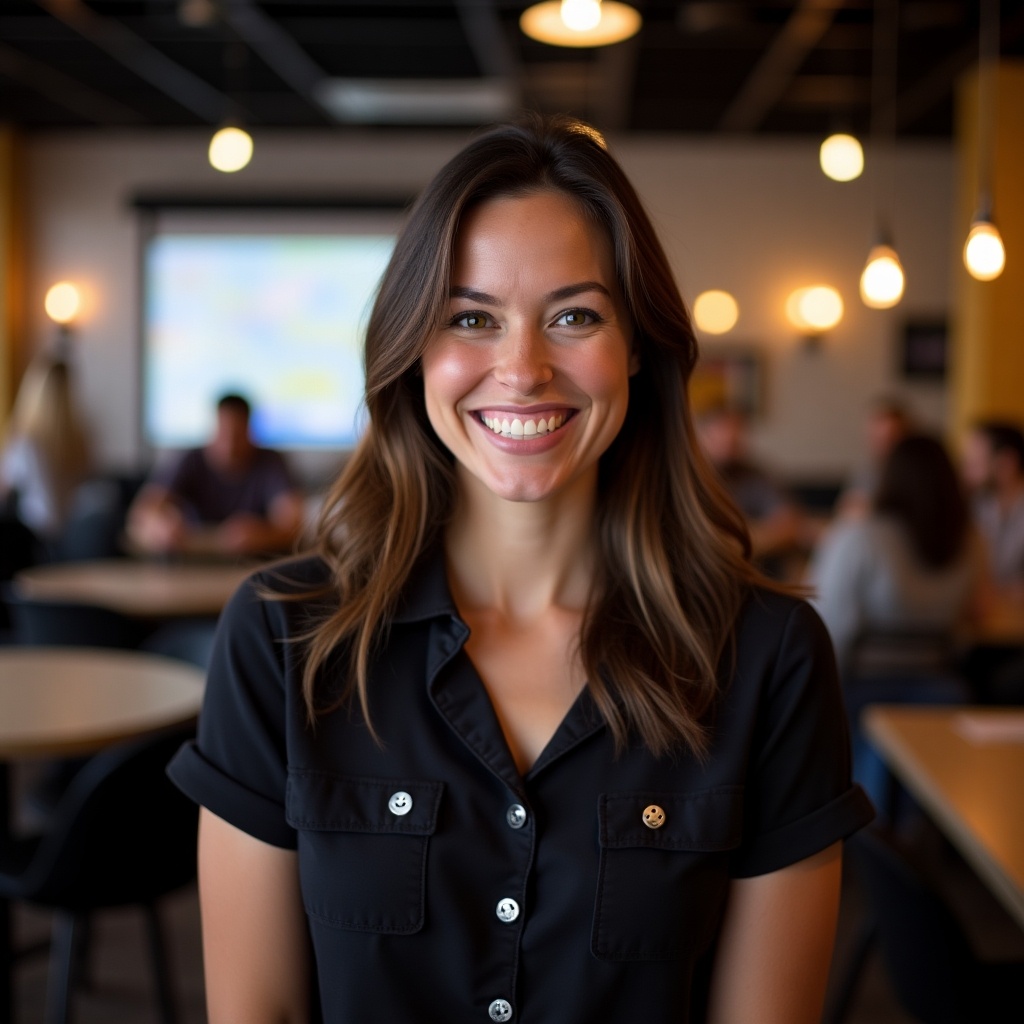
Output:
[{"xmin": 169, "ymin": 551, "xmax": 873, "ymax": 1023}]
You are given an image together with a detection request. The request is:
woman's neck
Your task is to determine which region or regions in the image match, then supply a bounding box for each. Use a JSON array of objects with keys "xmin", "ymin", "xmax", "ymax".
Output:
[{"xmin": 444, "ymin": 470, "xmax": 598, "ymax": 620}]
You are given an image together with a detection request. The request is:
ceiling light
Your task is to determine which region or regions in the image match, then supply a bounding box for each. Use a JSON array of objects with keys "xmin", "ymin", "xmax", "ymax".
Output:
[
  {"xmin": 963, "ymin": 0, "xmax": 1006, "ymax": 282},
  {"xmin": 819, "ymin": 133, "xmax": 864, "ymax": 182},
  {"xmin": 859, "ymin": 243, "xmax": 905, "ymax": 309},
  {"xmin": 693, "ymin": 290, "xmax": 739, "ymax": 335},
  {"xmin": 315, "ymin": 79, "xmax": 516, "ymax": 125},
  {"xmin": 208, "ymin": 125, "xmax": 253, "ymax": 173},
  {"xmin": 963, "ymin": 215, "xmax": 1006, "ymax": 281},
  {"xmin": 520, "ymin": 1, "xmax": 642, "ymax": 47}
]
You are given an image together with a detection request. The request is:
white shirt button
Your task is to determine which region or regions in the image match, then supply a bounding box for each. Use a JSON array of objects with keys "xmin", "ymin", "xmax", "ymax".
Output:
[
  {"xmin": 388, "ymin": 791, "xmax": 413, "ymax": 816},
  {"xmin": 488, "ymin": 998, "xmax": 513, "ymax": 1021},
  {"xmin": 495, "ymin": 897, "xmax": 520, "ymax": 923},
  {"xmin": 506, "ymin": 803, "xmax": 527, "ymax": 829}
]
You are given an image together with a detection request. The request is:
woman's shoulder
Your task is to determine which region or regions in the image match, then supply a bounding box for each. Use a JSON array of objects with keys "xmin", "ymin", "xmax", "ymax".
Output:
[{"xmin": 221, "ymin": 552, "xmax": 334, "ymax": 631}]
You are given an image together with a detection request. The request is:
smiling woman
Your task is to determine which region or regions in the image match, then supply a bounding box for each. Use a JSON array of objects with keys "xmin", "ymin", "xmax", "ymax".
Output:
[{"xmin": 167, "ymin": 113, "xmax": 873, "ymax": 1024}]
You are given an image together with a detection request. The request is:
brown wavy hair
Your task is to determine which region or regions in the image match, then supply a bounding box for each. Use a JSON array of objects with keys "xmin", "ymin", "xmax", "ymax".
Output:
[{"xmin": 298, "ymin": 113, "xmax": 766, "ymax": 758}]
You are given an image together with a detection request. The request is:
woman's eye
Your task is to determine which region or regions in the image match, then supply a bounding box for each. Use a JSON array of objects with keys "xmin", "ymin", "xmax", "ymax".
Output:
[
  {"xmin": 451, "ymin": 311, "xmax": 490, "ymax": 329},
  {"xmin": 555, "ymin": 308, "xmax": 599, "ymax": 327}
]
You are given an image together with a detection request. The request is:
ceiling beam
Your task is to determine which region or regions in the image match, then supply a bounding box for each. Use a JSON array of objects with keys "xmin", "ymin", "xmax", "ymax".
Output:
[
  {"xmin": 718, "ymin": 0, "xmax": 843, "ymax": 132},
  {"xmin": 219, "ymin": 0, "xmax": 334, "ymax": 123},
  {"xmin": 0, "ymin": 39, "xmax": 145, "ymax": 124},
  {"xmin": 35, "ymin": 0, "xmax": 228, "ymax": 123}
]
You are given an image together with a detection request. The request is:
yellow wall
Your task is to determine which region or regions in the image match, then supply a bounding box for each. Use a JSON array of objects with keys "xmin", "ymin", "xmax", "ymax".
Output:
[
  {"xmin": 950, "ymin": 60, "xmax": 1024, "ymax": 442},
  {"xmin": 0, "ymin": 125, "xmax": 26, "ymax": 423}
]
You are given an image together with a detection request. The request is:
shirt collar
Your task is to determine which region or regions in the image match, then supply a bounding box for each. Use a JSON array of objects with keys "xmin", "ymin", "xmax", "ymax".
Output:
[{"xmin": 391, "ymin": 545, "xmax": 459, "ymax": 625}]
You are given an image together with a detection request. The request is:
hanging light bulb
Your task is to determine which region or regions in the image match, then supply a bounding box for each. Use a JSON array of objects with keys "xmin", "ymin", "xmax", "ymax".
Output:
[
  {"xmin": 819, "ymin": 133, "xmax": 864, "ymax": 182},
  {"xmin": 860, "ymin": 241, "xmax": 905, "ymax": 309},
  {"xmin": 963, "ymin": 1, "xmax": 1005, "ymax": 282},
  {"xmin": 964, "ymin": 215, "xmax": 1006, "ymax": 281},
  {"xmin": 208, "ymin": 124, "xmax": 253, "ymax": 173},
  {"xmin": 693, "ymin": 290, "xmax": 740, "ymax": 335},
  {"xmin": 520, "ymin": 0, "xmax": 641, "ymax": 47}
]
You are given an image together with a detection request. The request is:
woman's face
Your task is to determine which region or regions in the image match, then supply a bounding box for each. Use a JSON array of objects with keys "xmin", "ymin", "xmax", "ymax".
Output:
[{"xmin": 421, "ymin": 189, "xmax": 636, "ymax": 507}]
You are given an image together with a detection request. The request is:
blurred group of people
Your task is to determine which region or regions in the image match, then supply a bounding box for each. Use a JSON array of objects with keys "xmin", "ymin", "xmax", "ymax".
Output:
[{"xmin": 695, "ymin": 394, "xmax": 1024, "ymax": 812}]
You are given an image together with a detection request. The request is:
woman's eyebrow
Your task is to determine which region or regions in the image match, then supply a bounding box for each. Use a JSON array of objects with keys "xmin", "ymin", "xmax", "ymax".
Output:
[{"xmin": 449, "ymin": 281, "xmax": 612, "ymax": 304}]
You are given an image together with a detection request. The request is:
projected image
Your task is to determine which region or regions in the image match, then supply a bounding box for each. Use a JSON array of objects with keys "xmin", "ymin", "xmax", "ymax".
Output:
[{"xmin": 143, "ymin": 232, "xmax": 395, "ymax": 450}]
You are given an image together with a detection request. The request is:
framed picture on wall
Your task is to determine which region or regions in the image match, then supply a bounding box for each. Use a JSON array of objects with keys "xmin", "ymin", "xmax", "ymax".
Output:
[
  {"xmin": 689, "ymin": 346, "xmax": 763, "ymax": 417},
  {"xmin": 900, "ymin": 319, "xmax": 948, "ymax": 380}
]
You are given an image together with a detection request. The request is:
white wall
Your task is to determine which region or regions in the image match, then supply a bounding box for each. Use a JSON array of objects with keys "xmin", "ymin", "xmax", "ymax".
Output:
[{"xmin": 22, "ymin": 127, "xmax": 955, "ymax": 485}]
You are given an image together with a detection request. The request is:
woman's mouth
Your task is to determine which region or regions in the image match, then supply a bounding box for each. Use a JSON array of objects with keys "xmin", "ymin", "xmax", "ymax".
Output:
[{"xmin": 478, "ymin": 411, "xmax": 572, "ymax": 438}]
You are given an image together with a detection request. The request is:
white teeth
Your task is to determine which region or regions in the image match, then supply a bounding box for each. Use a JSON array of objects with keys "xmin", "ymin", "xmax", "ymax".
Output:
[{"xmin": 481, "ymin": 413, "xmax": 566, "ymax": 438}]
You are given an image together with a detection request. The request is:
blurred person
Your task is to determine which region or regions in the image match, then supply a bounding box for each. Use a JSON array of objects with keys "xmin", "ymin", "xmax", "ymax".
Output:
[
  {"xmin": 807, "ymin": 434, "xmax": 987, "ymax": 809},
  {"xmin": 0, "ymin": 355, "xmax": 91, "ymax": 550},
  {"xmin": 128, "ymin": 393, "xmax": 305, "ymax": 558},
  {"xmin": 695, "ymin": 400, "xmax": 807, "ymax": 576},
  {"xmin": 834, "ymin": 395, "xmax": 914, "ymax": 520},
  {"xmin": 961, "ymin": 419, "xmax": 1024, "ymax": 595}
]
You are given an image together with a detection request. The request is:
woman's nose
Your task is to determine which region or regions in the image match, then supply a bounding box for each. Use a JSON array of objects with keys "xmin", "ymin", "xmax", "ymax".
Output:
[{"xmin": 494, "ymin": 328, "xmax": 553, "ymax": 395}]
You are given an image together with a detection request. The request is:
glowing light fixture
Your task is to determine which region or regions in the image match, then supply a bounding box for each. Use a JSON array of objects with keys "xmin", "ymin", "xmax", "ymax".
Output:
[
  {"xmin": 693, "ymin": 290, "xmax": 739, "ymax": 335},
  {"xmin": 819, "ymin": 133, "xmax": 864, "ymax": 182},
  {"xmin": 208, "ymin": 125, "xmax": 253, "ymax": 173},
  {"xmin": 520, "ymin": 0, "xmax": 641, "ymax": 47},
  {"xmin": 786, "ymin": 286, "xmax": 844, "ymax": 336},
  {"xmin": 44, "ymin": 282, "xmax": 81, "ymax": 325},
  {"xmin": 963, "ymin": 0, "xmax": 1005, "ymax": 281},
  {"xmin": 859, "ymin": 242, "xmax": 905, "ymax": 309},
  {"xmin": 964, "ymin": 215, "xmax": 1006, "ymax": 281},
  {"xmin": 860, "ymin": 0, "xmax": 904, "ymax": 309}
]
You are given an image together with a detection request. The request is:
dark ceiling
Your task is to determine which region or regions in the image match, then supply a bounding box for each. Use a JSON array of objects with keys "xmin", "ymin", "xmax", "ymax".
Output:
[{"xmin": 1, "ymin": 1, "xmax": 1022, "ymax": 139}]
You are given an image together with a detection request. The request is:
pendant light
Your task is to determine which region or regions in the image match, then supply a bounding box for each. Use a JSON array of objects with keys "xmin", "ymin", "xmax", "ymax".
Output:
[
  {"xmin": 859, "ymin": 0, "xmax": 904, "ymax": 309},
  {"xmin": 520, "ymin": 1, "xmax": 641, "ymax": 47},
  {"xmin": 209, "ymin": 32, "xmax": 253, "ymax": 173},
  {"xmin": 963, "ymin": 0, "xmax": 1005, "ymax": 281},
  {"xmin": 820, "ymin": 131, "xmax": 864, "ymax": 182}
]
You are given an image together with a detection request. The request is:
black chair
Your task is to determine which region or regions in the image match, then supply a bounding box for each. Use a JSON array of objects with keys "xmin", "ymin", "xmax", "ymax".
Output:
[
  {"xmin": 0, "ymin": 726, "xmax": 199, "ymax": 1024},
  {"xmin": 3, "ymin": 591, "xmax": 151, "ymax": 650},
  {"xmin": 838, "ymin": 825, "xmax": 1024, "ymax": 1024}
]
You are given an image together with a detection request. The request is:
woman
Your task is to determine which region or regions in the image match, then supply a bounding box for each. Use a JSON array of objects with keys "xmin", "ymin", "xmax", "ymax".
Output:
[
  {"xmin": 809, "ymin": 433, "xmax": 985, "ymax": 681},
  {"xmin": 0, "ymin": 355, "xmax": 91, "ymax": 546},
  {"xmin": 169, "ymin": 114, "xmax": 871, "ymax": 1023},
  {"xmin": 808, "ymin": 433, "xmax": 986, "ymax": 811}
]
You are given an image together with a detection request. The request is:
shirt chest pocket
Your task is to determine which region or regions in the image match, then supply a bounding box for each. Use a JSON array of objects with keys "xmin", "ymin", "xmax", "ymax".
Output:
[
  {"xmin": 285, "ymin": 771, "xmax": 444, "ymax": 935},
  {"xmin": 593, "ymin": 787, "xmax": 743, "ymax": 962}
]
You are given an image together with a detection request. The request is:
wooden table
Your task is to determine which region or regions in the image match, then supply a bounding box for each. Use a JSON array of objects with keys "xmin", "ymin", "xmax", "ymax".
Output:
[
  {"xmin": 0, "ymin": 646, "xmax": 206, "ymax": 1022},
  {"xmin": 12, "ymin": 557, "xmax": 255, "ymax": 620},
  {"xmin": 862, "ymin": 704, "xmax": 1024, "ymax": 931}
]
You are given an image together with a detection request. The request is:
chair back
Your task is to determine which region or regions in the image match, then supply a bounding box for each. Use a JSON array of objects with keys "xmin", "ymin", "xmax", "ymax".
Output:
[
  {"xmin": 6, "ymin": 726, "xmax": 198, "ymax": 911},
  {"xmin": 3, "ymin": 589, "xmax": 149, "ymax": 649},
  {"xmin": 846, "ymin": 826, "xmax": 978, "ymax": 1024}
]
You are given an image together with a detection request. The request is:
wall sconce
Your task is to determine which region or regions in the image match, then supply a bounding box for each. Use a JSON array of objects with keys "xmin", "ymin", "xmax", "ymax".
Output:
[
  {"xmin": 819, "ymin": 132, "xmax": 864, "ymax": 182},
  {"xmin": 520, "ymin": 1, "xmax": 641, "ymax": 47},
  {"xmin": 44, "ymin": 280, "xmax": 81, "ymax": 359},
  {"xmin": 786, "ymin": 285, "xmax": 843, "ymax": 346},
  {"xmin": 692, "ymin": 290, "xmax": 739, "ymax": 335}
]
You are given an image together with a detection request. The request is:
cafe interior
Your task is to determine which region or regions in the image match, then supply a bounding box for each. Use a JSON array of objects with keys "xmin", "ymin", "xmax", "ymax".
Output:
[{"xmin": 1, "ymin": 1, "xmax": 1024, "ymax": 1021}]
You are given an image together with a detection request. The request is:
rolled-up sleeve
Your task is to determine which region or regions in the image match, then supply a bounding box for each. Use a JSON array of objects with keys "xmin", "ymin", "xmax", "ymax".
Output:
[
  {"xmin": 167, "ymin": 572, "xmax": 300, "ymax": 849},
  {"xmin": 731, "ymin": 598, "xmax": 874, "ymax": 877}
]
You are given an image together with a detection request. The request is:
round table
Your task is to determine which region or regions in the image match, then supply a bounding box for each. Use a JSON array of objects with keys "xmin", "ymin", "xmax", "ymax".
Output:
[
  {"xmin": 12, "ymin": 558, "xmax": 256, "ymax": 620},
  {"xmin": 0, "ymin": 646, "xmax": 205, "ymax": 1018},
  {"xmin": 0, "ymin": 646, "xmax": 205, "ymax": 759}
]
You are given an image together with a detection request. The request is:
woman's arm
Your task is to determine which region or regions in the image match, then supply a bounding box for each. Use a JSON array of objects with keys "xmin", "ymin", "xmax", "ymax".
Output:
[
  {"xmin": 198, "ymin": 808, "xmax": 312, "ymax": 1024},
  {"xmin": 706, "ymin": 841, "xmax": 843, "ymax": 1024}
]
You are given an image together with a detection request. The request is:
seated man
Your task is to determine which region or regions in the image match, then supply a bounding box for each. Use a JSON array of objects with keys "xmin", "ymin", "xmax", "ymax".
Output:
[
  {"xmin": 695, "ymin": 401, "xmax": 808, "ymax": 577},
  {"xmin": 128, "ymin": 393, "xmax": 305, "ymax": 557}
]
